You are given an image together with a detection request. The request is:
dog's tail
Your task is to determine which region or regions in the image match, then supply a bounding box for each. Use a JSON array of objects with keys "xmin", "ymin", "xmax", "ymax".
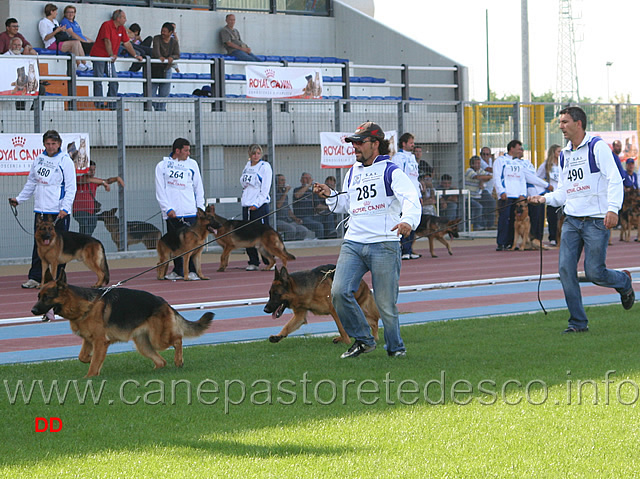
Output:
[
  {"xmin": 180, "ymin": 312, "xmax": 214, "ymax": 337},
  {"xmin": 284, "ymin": 248, "xmax": 296, "ymax": 261}
]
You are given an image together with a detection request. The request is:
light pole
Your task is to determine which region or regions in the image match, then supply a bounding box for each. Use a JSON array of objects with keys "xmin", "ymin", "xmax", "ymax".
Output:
[{"xmin": 606, "ymin": 61, "xmax": 613, "ymax": 102}]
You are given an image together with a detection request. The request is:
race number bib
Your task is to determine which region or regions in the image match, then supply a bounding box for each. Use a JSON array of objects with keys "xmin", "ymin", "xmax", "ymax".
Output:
[
  {"xmin": 166, "ymin": 161, "xmax": 190, "ymax": 190},
  {"xmin": 349, "ymin": 171, "xmax": 387, "ymax": 215}
]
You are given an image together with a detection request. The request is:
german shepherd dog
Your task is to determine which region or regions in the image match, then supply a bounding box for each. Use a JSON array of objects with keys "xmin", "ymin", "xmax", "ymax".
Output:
[
  {"xmin": 96, "ymin": 208, "xmax": 161, "ymax": 250},
  {"xmin": 511, "ymin": 201, "xmax": 531, "ymax": 251},
  {"xmin": 412, "ymin": 214, "xmax": 460, "ymax": 258},
  {"xmin": 35, "ymin": 216, "xmax": 109, "ymax": 287},
  {"xmin": 620, "ymin": 187, "xmax": 640, "ymax": 242},
  {"xmin": 208, "ymin": 204, "xmax": 296, "ymax": 272},
  {"xmin": 31, "ymin": 269, "xmax": 214, "ymax": 377},
  {"xmin": 156, "ymin": 206, "xmax": 218, "ymax": 280},
  {"xmin": 263, "ymin": 264, "xmax": 379, "ymax": 344}
]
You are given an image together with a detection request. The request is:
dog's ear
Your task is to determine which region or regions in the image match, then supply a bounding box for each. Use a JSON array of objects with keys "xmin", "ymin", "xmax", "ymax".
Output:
[
  {"xmin": 273, "ymin": 266, "xmax": 280, "ymax": 279},
  {"xmin": 43, "ymin": 268, "xmax": 54, "ymax": 284},
  {"xmin": 279, "ymin": 266, "xmax": 289, "ymax": 282},
  {"xmin": 197, "ymin": 207, "xmax": 205, "ymax": 218},
  {"xmin": 56, "ymin": 269, "xmax": 67, "ymax": 286}
]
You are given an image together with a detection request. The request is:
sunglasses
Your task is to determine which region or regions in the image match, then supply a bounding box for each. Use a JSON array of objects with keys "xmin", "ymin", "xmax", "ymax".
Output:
[{"xmin": 352, "ymin": 139, "xmax": 374, "ymax": 146}]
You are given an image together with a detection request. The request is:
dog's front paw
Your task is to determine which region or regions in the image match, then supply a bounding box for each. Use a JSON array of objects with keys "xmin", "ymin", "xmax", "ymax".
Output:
[
  {"xmin": 217, "ymin": 267, "xmax": 226, "ymax": 272},
  {"xmin": 269, "ymin": 335, "xmax": 284, "ymax": 343}
]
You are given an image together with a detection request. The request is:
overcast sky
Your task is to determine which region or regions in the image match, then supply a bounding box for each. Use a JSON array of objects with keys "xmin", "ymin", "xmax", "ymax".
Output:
[{"xmin": 374, "ymin": 0, "xmax": 637, "ymax": 103}]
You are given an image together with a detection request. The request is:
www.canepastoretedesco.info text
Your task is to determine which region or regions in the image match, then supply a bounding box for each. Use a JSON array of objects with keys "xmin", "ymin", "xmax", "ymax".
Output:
[{"xmin": 3, "ymin": 371, "xmax": 638, "ymax": 413}]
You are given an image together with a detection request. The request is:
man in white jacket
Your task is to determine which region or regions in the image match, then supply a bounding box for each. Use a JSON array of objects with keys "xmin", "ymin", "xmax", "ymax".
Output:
[
  {"xmin": 493, "ymin": 139, "xmax": 550, "ymax": 250},
  {"xmin": 314, "ymin": 122, "xmax": 421, "ymax": 359},
  {"xmin": 529, "ymin": 106, "xmax": 634, "ymax": 333},
  {"xmin": 155, "ymin": 138, "xmax": 205, "ymax": 280},
  {"xmin": 10, "ymin": 130, "xmax": 77, "ymax": 289}
]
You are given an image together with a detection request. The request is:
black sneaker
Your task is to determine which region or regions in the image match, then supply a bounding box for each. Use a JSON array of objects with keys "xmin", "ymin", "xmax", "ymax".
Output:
[
  {"xmin": 562, "ymin": 326, "xmax": 589, "ymax": 334},
  {"xmin": 621, "ymin": 270, "xmax": 635, "ymax": 310},
  {"xmin": 340, "ymin": 340, "xmax": 376, "ymax": 359}
]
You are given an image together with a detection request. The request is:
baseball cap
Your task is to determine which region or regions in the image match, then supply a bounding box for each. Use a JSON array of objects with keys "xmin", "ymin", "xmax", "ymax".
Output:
[
  {"xmin": 345, "ymin": 122, "xmax": 385, "ymax": 143},
  {"xmin": 626, "ymin": 158, "xmax": 635, "ymax": 164}
]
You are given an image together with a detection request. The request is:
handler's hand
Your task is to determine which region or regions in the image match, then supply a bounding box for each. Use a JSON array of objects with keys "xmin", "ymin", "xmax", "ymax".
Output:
[
  {"xmin": 8, "ymin": 198, "xmax": 18, "ymax": 207},
  {"xmin": 391, "ymin": 222, "xmax": 412, "ymax": 237},
  {"xmin": 313, "ymin": 183, "xmax": 331, "ymax": 199},
  {"xmin": 57, "ymin": 211, "xmax": 68, "ymax": 220},
  {"xmin": 604, "ymin": 211, "xmax": 618, "ymax": 229},
  {"xmin": 528, "ymin": 195, "xmax": 546, "ymax": 204}
]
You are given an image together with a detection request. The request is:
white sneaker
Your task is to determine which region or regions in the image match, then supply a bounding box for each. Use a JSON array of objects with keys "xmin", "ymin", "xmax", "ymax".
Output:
[
  {"xmin": 76, "ymin": 63, "xmax": 88, "ymax": 72},
  {"xmin": 187, "ymin": 272, "xmax": 201, "ymax": 281},
  {"xmin": 550, "ymin": 240, "xmax": 557, "ymax": 246},
  {"xmin": 401, "ymin": 254, "xmax": 411, "ymax": 260},
  {"xmin": 409, "ymin": 253, "xmax": 422, "ymax": 259},
  {"xmin": 22, "ymin": 279, "xmax": 40, "ymax": 289},
  {"xmin": 164, "ymin": 271, "xmax": 183, "ymax": 280},
  {"xmin": 245, "ymin": 264, "xmax": 259, "ymax": 271}
]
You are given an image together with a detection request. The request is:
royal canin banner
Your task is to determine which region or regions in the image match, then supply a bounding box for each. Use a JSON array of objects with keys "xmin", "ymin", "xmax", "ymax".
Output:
[
  {"xmin": 0, "ymin": 57, "xmax": 40, "ymax": 96},
  {"xmin": 320, "ymin": 130, "xmax": 398, "ymax": 168},
  {"xmin": 245, "ymin": 66, "xmax": 323, "ymax": 99},
  {"xmin": 0, "ymin": 133, "xmax": 91, "ymax": 176}
]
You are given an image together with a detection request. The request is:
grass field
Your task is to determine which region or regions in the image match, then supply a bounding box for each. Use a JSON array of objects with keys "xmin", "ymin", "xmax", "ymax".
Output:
[{"xmin": 1, "ymin": 305, "xmax": 639, "ymax": 478}]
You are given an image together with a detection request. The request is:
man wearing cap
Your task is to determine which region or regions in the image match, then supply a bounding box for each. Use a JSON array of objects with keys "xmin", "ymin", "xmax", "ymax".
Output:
[
  {"xmin": 624, "ymin": 158, "xmax": 638, "ymax": 189},
  {"xmin": 9, "ymin": 130, "xmax": 77, "ymax": 292},
  {"xmin": 314, "ymin": 122, "xmax": 421, "ymax": 358}
]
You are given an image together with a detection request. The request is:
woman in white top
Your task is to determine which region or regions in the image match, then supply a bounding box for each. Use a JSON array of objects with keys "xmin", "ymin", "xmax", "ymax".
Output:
[
  {"xmin": 240, "ymin": 144, "xmax": 272, "ymax": 270},
  {"xmin": 38, "ymin": 3, "xmax": 88, "ymax": 71},
  {"xmin": 537, "ymin": 144, "xmax": 562, "ymax": 245}
]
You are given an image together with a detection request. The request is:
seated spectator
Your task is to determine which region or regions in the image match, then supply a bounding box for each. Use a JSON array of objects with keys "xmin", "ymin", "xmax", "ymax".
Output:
[
  {"xmin": 150, "ymin": 22, "xmax": 180, "ymax": 111},
  {"xmin": 465, "ymin": 155, "xmax": 493, "ymax": 230},
  {"xmin": 0, "ymin": 18, "xmax": 37, "ymax": 55},
  {"xmin": 275, "ymin": 174, "xmax": 312, "ymax": 241},
  {"xmin": 438, "ymin": 174, "xmax": 459, "ymax": 221},
  {"xmin": 293, "ymin": 172, "xmax": 336, "ymax": 239},
  {"xmin": 418, "ymin": 173, "xmax": 437, "ymax": 215},
  {"xmin": 38, "ymin": 3, "xmax": 88, "ymax": 71},
  {"xmin": 124, "ymin": 22, "xmax": 152, "ymax": 72},
  {"xmin": 220, "ymin": 14, "xmax": 261, "ymax": 62},
  {"xmin": 60, "ymin": 5, "xmax": 93, "ymax": 55},
  {"xmin": 314, "ymin": 175, "xmax": 339, "ymax": 233}
]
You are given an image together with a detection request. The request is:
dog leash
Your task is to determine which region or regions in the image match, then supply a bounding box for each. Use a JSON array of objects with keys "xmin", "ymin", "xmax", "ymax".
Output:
[
  {"xmin": 100, "ymin": 192, "xmax": 351, "ymax": 291},
  {"xmin": 10, "ymin": 204, "xmax": 33, "ymax": 235}
]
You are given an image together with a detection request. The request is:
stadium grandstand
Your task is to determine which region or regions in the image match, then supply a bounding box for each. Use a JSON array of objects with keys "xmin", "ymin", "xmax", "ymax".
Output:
[{"xmin": 0, "ymin": 0, "xmax": 467, "ymax": 261}]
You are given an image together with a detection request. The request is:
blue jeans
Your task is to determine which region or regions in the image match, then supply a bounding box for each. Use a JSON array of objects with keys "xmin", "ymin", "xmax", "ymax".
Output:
[
  {"xmin": 559, "ymin": 215, "xmax": 632, "ymax": 329},
  {"xmin": 93, "ymin": 60, "xmax": 118, "ymax": 107},
  {"xmin": 230, "ymin": 49, "xmax": 262, "ymax": 62},
  {"xmin": 152, "ymin": 69, "xmax": 172, "ymax": 111},
  {"xmin": 331, "ymin": 240, "xmax": 405, "ymax": 353}
]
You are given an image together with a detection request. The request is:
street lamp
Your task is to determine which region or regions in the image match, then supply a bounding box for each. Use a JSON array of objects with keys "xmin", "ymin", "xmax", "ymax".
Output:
[{"xmin": 606, "ymin": 61, "xmax": 613, "ymax": 102}]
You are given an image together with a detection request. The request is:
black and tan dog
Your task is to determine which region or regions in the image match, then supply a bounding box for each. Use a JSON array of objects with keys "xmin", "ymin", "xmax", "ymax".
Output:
[
  {"xmin": 208, "ymin": 204, "xmax": 296, "ymax": 272},
  {"xmin": 96, "ymin": 208, "xmax": 161, "ymax": 250},
  {"xmin": 35, "ymin": 216, "xmax": 109, "ymax": 287},
  {"xmin": 412, "ymin": 214, "xmax": 460, "ymax": 258},
  {"xmin": 263, "ymin": 264, "xmax": 379, "ymax": 344},
  {"xmin": 156, "ymin": 206, "xmax": 218, "ymax": 281},
  {"xmin": 620, "ymin": 188, "xmax": 640, "ymax": 242},
  {"xmin": 31, "ymin": 269, "xmax": 213, "ymax": 377},
  {"xmin": 511, "ymin": 201, "xmax": 531, "ymax": 251}
]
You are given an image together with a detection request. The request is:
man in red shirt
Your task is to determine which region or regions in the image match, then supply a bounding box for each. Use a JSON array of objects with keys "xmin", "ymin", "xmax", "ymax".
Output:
[
  {"xmin": 90, "ymin": 9, "xmax": 142, "ymax": 109},
  {"xmin": 0, "ymin": 18, "xmax": 37, "ymax": 55}
]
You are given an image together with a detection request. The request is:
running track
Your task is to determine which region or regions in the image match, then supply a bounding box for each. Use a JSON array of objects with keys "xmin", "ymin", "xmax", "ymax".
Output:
[{"xmin": 1, "ymin": 239, "xmax": 638, "ymax": 365}]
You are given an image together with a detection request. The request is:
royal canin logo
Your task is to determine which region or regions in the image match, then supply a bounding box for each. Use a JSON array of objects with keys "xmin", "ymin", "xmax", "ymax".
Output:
[
  {"xmin": 265, "ymin": 69, "xmax": 276, "ymax": 79},
  {"xmin": 12, "ymin": 136, "xmax": 26, "ymax": 147}
]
